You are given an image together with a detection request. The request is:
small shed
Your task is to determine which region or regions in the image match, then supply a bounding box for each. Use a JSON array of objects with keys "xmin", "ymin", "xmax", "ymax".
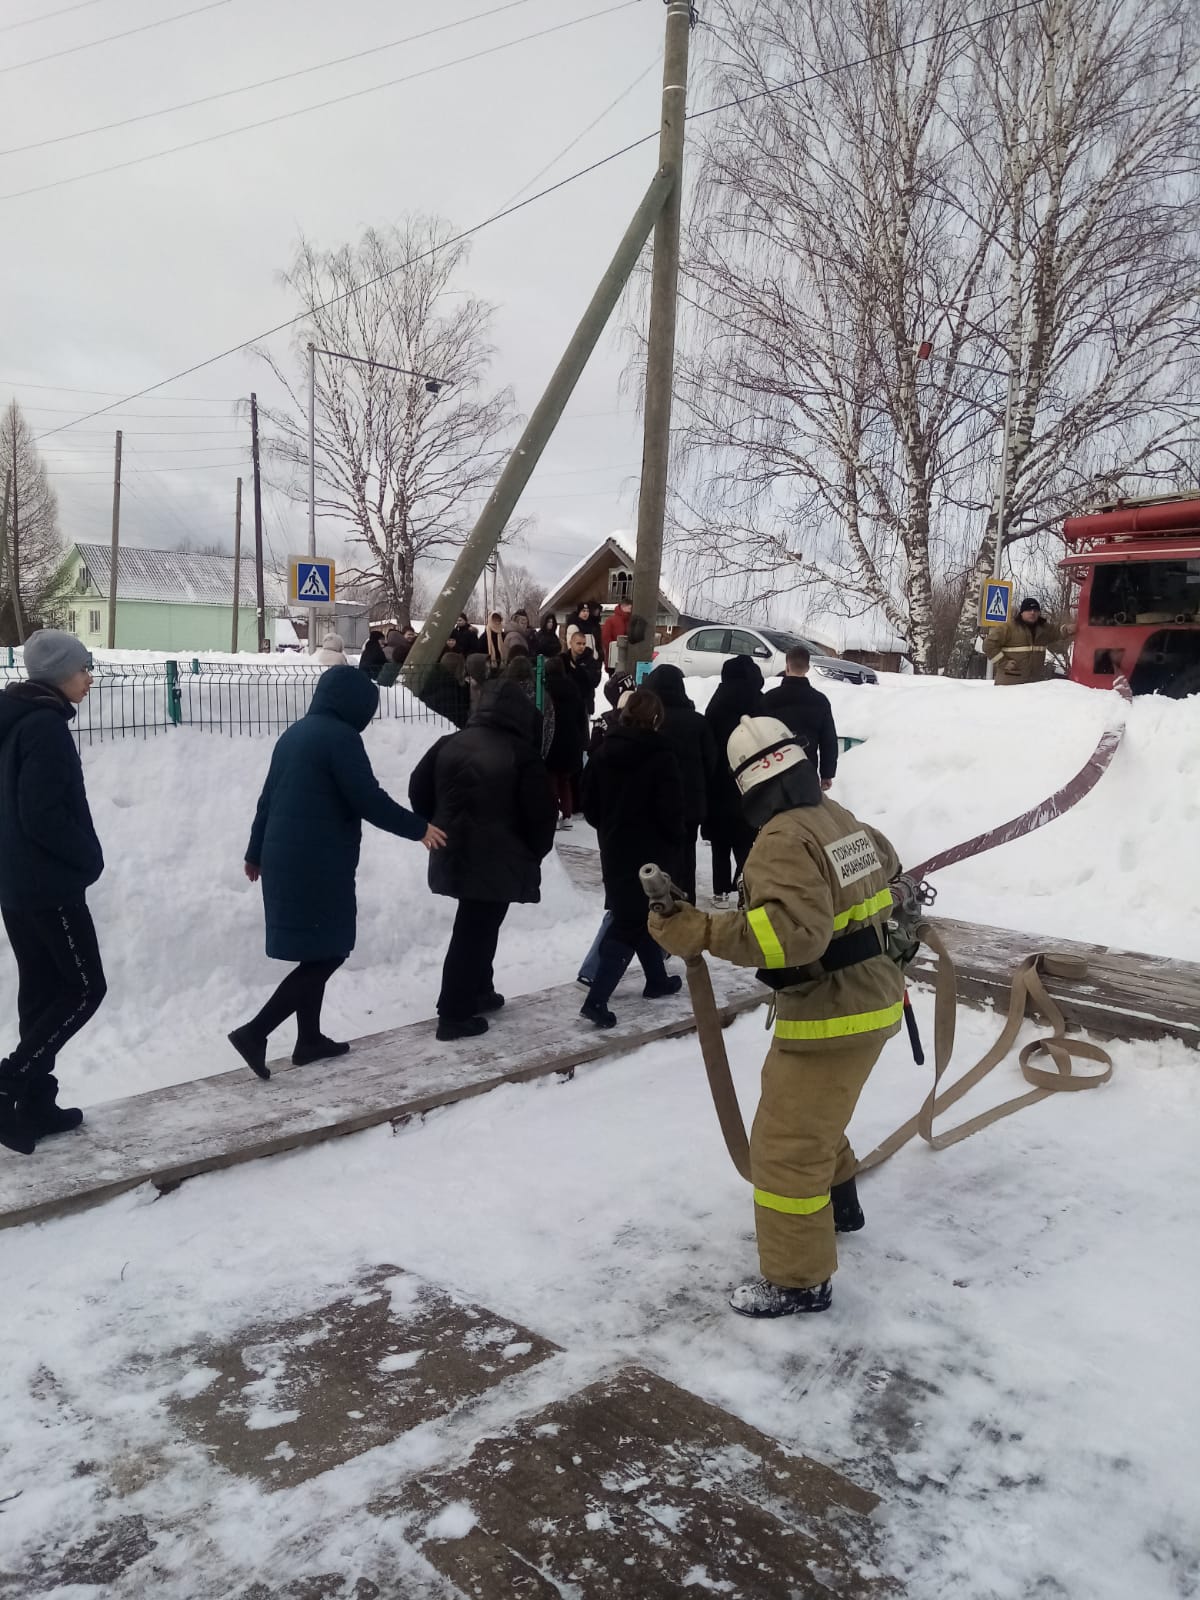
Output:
[{"xmin": 539, "ymin": 536, "xmax": 703, "ymax": 645}]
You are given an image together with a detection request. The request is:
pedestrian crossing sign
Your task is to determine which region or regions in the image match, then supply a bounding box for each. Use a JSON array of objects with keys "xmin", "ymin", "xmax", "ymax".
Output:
[
  {"xmin": 289, "ymin": 558, "xmax": 337, "ymax": 606},
  {"xmin": 980, "ymin": 579, "xmax": 1012, "ymax": 627}
]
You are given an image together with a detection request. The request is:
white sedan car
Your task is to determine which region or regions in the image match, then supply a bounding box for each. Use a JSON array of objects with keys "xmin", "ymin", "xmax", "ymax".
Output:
[{"xmin": 650, "ymin": 625, "xmax": 878, "ymax": 684}]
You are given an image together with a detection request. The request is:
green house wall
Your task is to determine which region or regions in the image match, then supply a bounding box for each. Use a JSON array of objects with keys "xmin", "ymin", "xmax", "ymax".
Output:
[{"xmin": 62, "ymin": 551, "xmax": 272, "ymax": 652}]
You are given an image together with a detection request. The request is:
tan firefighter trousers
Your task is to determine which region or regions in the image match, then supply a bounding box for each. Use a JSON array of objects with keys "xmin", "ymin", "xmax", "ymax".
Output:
[{"xmin": 750, "ymin": 1036, "xmax": 885, "ymax": 1289}]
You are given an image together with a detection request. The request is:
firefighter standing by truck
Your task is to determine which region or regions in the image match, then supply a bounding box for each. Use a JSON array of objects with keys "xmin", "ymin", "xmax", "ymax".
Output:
[
  {"xmin": 649, "ymin": 715, "xmax": 904, "ymax": 1318},
  {"xmin": 982, "ymin": 597, "xmax": 1076, "ymax": 685}
]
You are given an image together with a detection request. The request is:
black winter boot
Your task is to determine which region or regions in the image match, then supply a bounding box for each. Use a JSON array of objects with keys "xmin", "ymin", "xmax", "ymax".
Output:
[
  {"xmin": 831, "ymin": 1176, "xmax": 865, "ymax": 1233},
  {"xmin": 436, "ymin": 1015, "xmax": 488, "ymax": 1042},
  {"xmin": 0, "ymin": 1081, "xmax": 36, "ymax": 1157},
  {"xmin": 580, "ymin": 943, "xmax": 628, "ymax": 1029},
  {"xmin": 20, "ymin": 1075, "xmax": 84, "ymax": 1138},
  {"xmin": 292, "ymin": 1036, "xmax": 351, "ymax": 1067},
  {"xmin": 729, "ymin": 1277, "xmax": 833, "ymax": 1318},
  {"xmin": 228, "ymin": 1025, "xmax": 271, "ymax": 1080}
]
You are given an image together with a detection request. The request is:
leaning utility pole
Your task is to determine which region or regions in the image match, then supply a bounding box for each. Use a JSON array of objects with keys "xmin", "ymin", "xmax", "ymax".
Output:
[
  {"xmin": 405, "ymin": 165, "xmax": 676, "ymax": 673},
  {"xmin": 250, "ymin": 393, "xmax": 266, "ymax": 651},
  {"xmin": 0, "ymin": 470, "xmax": 13, "ymax": 646},
  {"xmin": 231, "ymin": 475, "xmax": 243, "ymax": 653},
  {"xmin": 106, "ymin": 429, "xmax": 122, "ymax": 648},
  {"xmin": 629, "ymin": 0, "xmax": 693, "ymax": 668}
]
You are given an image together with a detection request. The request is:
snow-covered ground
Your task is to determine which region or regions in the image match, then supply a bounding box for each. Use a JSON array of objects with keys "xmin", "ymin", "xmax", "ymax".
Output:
[
  {"xmin": 0, "ymin": 675, "xmax": 1197, "ymax": 1595},
  {"xmin": 0, "ymin": 1002, "xmax": 1195, "ymax": 1598}
]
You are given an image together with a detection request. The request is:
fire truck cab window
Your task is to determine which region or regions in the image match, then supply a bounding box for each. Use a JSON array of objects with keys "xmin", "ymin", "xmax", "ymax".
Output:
[{"xmin": 1089, "ymin": 559, "xmax": 1200, "ymax": 625}]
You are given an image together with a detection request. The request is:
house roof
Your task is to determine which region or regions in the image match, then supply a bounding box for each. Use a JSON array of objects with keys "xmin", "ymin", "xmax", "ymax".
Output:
[
  {"xmin": 74, "ymin": 542, "xmax": 287, "ymax": 608},
  {"xmin": 540, "ymin": 534, "xmax": 686, "ymax": 617}
]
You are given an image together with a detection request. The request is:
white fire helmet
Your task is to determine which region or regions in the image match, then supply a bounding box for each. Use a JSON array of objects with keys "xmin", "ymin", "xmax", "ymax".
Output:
[{"xmin": 727, "ymin": 715, "xmax": 808, "ymax": 797}]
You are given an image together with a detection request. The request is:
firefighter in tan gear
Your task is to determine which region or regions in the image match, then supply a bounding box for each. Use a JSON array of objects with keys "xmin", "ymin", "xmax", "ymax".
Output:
[
  {"xmin": 650, "ymin": 715, "xmax": 904, "ymax": 1319},
  {"xmin": 982, "ymin": 597, "xmax": 1076, "ymax": 685}
]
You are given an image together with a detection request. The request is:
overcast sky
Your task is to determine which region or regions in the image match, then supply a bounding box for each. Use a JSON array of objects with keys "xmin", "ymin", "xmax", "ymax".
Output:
[{"xmin": 2, "ymin": 0, "xmax": 677, "ymax": 596}]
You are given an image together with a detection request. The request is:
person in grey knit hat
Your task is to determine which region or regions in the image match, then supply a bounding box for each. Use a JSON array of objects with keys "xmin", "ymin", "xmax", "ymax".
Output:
[{"xmin": 0, "ymin": 630, "xmax": 105, "ymax": 1156}]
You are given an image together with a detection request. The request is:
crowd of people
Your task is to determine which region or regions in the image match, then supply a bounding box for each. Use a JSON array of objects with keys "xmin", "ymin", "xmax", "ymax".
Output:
[{"xmin": 2, "ymin": 614, "xmax": 890, "ymax": 1330}]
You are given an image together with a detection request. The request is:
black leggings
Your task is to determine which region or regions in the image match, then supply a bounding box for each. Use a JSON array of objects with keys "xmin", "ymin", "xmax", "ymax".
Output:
[{"xmin": 250, "ymin": 958, "xmax": 344, "ymax": 1045}]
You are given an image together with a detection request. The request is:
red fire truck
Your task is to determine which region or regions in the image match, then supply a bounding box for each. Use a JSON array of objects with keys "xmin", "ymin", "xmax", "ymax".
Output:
[{"xmin": 1060, "ymin": 493, "xmax": 1200, "ymax": 697}]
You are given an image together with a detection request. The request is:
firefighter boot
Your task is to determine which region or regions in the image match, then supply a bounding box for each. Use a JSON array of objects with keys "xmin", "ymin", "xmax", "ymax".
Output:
[
  {"xmin": 729, "ymin": 1277, "xmax": 833, "ymax": 1318},
  {"xmin": 831, "ymin": 1176, "xmax": 865, "ymax": 1233}
]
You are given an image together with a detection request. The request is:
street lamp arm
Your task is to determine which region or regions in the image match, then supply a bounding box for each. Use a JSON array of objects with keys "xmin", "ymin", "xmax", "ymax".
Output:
[{"xmin": 312, "ymin": 346, "xmax": 449, "ymax": 391}]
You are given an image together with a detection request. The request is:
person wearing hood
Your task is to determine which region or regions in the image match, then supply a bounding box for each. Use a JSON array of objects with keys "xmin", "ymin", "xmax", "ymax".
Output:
[
  {"xmin": 981, "ymin": 597, "xmax": 1076, "ymax": 686},
  {"xmin": 543, "ymin": 653, "xmax": 587, "ymax": 828},
  {"xmin": 0, "ymin": 631, "xmax": 105, "ymax": 1156},
  {"xmin": 704, "ymin": 654, "xmax": 764, "ymax": 900},
  {"xmin": 578, "ymin": 689, "xmax": 684, "ymax": 1028},
  {"xmin": 315, "ymin": 632, "xmax": 350, "ymax": 667},
  {"xmin": 643, "ymin": 663, "xmax": 718, "ymax": 902},
  {"xmin": 409, "ymin": 679, "xmax": 558, "ymax": 1041},
  {"xmin": 358, "ymin": 631, "xmax": 387, "ymax": 679},
  {"xmin": 533, "ymin": 613, "xmax": 563, "ymax": 659},
  {"xmin": 502, "ymin": 654, "xmax": 555, "ymax": 762},
  {"xmin": 418, "ymin": 651, "xmax": 471, "ymax": 729},
  {"xmin": 650, "ymin": 715, "xmax": 903, "ymax": 1320},
  {"xmin": 231, "ymin": 667, "xmax": 444, "ymax": 1079},
  {"xmin": 483, "ymin": 612, "xmax": 506, "ymax": 671}
]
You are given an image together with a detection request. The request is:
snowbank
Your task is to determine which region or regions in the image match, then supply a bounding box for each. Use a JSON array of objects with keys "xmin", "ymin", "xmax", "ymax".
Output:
[
  {"xmin": 690, "ymin": 672, "xmax": 1200, "ymax": 960},
  {"xmin": 0, "ymin": 720, "xmax": 593, "ymax": 1106}
]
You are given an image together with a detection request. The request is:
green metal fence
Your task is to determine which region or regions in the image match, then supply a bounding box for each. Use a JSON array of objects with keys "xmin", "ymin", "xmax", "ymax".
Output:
[{"xmin": 0, "ymin": 659, "xmax": 449, "ymax": 746}]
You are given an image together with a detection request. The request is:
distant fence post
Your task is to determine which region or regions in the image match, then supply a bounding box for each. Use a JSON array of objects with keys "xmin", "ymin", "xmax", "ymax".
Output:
[
  {"xmin": 165, "ymin": 660, "xmax": 182, "ymax": 726},
  {"xmin": 536, "ymin": 653, "xmax": 545, "ymax": 711}
]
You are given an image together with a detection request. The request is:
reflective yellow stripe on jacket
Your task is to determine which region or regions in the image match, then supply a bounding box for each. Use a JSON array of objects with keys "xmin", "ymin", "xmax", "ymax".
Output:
[
  {"xmin": 747, "ymin": 905, "xmax": 786, "ymax": 968},
  {"xmin": 753, "ymin": 1187, "xmax": 830, "ymax": 1215},
  {"xmin": 775, "ymin": 1001, "xmax": 904, "ymax": 1041},
  {"xmin": 831, "ymin": 886, "xmax": 892, "ymax": 932}
]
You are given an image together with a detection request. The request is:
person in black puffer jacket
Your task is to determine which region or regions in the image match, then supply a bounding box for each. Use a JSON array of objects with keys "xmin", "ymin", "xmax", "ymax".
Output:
[
  {"xmin": 704, "ymin": 655, "xmax": 764, "ymax": 899},
  {"xmin": 578, "ymin": 689, "xmax": 684, "ymax": 1028},
  {"xmin": 533, "ymin": 614, "xmax": 563, "ymax": 659},
  {"xmin": 0, "ymin": 631, "xmax": 106, "ymax": 1155},
  {"xmin": 543, "ymin": 654, "xmax": 587, "ymax": 826},
  {"xmin": 410, "ymin": 679, "xmax": 558, "ymax": 1041},
  {"xmin": 643, "ymin": 663, "xmax": 717, "ymax": 901}
]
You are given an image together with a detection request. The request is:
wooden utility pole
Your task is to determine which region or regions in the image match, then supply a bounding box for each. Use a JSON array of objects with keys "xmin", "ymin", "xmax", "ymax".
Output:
[
  {"xmin": 0, "ymin": 470, "xmax": 13, "ymax": 646},
  {"xmin": 8, "ymin": 410, "xmax": 23, "ymax": 644},
  {"xmin": 106, "ymin": 429, "xmax": 122, "ymax": 648},
  {"xmin": 231, "ymin": 475, "xmax": 243, "ymax": 653},
  {"xmin": 406, "ymin": 165, "xmax": 676, "ymax": 673},
  {"xmin": 250, "ymin": 394, "xmax": 266, "ymax": 651},
  {"xmin": 629, "ymin": 0, "xmax": 693, "ymax": 668}
]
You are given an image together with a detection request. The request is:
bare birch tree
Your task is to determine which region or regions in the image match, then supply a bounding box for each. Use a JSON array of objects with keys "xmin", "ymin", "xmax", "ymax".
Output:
[
  {"xmin": 0, "ymin": 400, "xmax": 68, "ymax": 643},
  {"xmin": 673, "ymin": 0, "xmax": 1200, "ymax": 672},
  {"xmin": 259, "ymin": 218, "xmax": 518, "ymax": 628}
]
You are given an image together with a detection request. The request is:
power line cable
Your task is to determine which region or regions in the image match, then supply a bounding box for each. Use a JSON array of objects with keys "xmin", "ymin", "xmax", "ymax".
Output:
[
  {"xmin": 0, "ymin": 0, "xmax": 121, "ymax": 35},
  {"xmin": 42, "ymin": 442, "xmax": 251, "ymax": 454},
  {"xmin": 24, "ymin": 405, "xmax": 245, "ymax": 418},
  {"xmin": 0, "ymin": 0, "xmax": 232, "ymax": 76},
  {"xmin": 32, "ymin": 0, "xmax": 1041, "ymax": 443},
  {"xmin": 45, "ymin": 459, "xmax": 252, "ymax": 475},
  {"xmin": 0, "ymin": 377, "xmax": 239, "ymax": 398},
  {"xmin": 1, "ymin": 0, "xmax": 642, "ymax": 199},
  {"xmin": 1, "ymin": 0, "xmax": 543, "ymax": 157}
]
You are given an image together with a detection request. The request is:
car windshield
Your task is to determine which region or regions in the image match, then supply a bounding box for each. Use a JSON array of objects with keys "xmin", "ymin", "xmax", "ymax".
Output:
[{"xmin": 759, "ymin": 629, "xmax": 822, "ymax": 654}]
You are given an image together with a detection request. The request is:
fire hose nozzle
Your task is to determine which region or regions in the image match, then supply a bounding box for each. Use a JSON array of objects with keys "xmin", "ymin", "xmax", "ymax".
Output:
[{"xmin": 640, "ymin": 863, "xmax": 689, "ymax": 916}]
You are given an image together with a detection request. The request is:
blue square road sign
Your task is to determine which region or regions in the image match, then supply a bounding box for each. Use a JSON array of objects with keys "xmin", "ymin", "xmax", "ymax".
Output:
[
  {"xmin": 981, "ymin": 579, "xmax": 1012, "ymax": 627},
  {"xmin": 290, "ymin": 558, "xmax": 337, "ymax": 606}
]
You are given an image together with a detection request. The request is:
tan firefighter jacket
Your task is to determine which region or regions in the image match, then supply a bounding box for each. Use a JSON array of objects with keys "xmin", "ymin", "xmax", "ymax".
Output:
[
  {"xmin": 981, "ymin": 616, "xmax": 1074, "ymax": 685},
  {"xmin": 705, "ymin": 797, "xmax": 905, "ymax": 1053}
]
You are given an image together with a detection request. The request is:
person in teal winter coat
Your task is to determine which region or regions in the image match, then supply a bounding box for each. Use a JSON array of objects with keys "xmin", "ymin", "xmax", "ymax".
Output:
[{"xmin": 230, "ymin": 667, "xmax": 445, "ymax": 1078}]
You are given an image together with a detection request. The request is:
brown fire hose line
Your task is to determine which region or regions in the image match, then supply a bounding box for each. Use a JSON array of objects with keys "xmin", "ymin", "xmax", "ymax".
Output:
[{"xmin": 649, "ymin": 680, "xmax": 1130, "ymax": 1185}]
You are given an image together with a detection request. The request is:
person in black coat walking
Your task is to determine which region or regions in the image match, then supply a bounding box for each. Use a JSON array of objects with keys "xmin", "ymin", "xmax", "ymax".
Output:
[
  {"xmin": 578, "ymin": 689, "xmax": 684, "ymax": 1028},
  {"xmin": 759, "ymin": 644, "xmax": 839, "ymax": 786},
  {"xmin": 643, "ymin": 663, "xmax": 718, "ymax": 902},
  {"xmin": 0, "ymin": 631, "xmax": 105, "ymax": 1155},
  {"xmin": 409, "ymin": 679, "xmax": 558, "ymax": 1042},
  {"xmin": 703, "ymin": 654, "xmax": 764, "ymax": 899},
  {"xmin": 358, "ymin": 631, "xmax": 387, "ymax": 679},
  {"xmin": 450, "ymin": 614, "xmax": 480, "ymax": 658},
  {"xmin": 543, "ymin": 654, "xmax": 587, "ymax": 826},
  {"xmin": 232, "ymin": 668, "xmax": 444, "ymax": 1079}
]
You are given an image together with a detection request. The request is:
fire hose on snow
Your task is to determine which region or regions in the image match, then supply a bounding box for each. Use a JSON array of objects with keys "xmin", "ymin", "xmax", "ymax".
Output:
[{"xmin": 641, "ymin": 679, "xmax": 1131, "ymax": 1182}]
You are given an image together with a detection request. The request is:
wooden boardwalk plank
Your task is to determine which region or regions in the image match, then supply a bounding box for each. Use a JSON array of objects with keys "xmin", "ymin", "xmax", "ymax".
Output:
[
  {"xmin": 910, "ymin": 917, "xmax": 1200, "ymax": 1048},
  {"xmin": 0, "ymin": 970, "xmax": 766, "ymax": 1233}
]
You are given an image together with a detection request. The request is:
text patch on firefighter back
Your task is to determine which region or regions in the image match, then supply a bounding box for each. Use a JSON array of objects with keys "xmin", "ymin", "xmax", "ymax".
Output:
[{"xmin": 825, "ymin": 830, "xmax": 882, "ymax": 887}]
